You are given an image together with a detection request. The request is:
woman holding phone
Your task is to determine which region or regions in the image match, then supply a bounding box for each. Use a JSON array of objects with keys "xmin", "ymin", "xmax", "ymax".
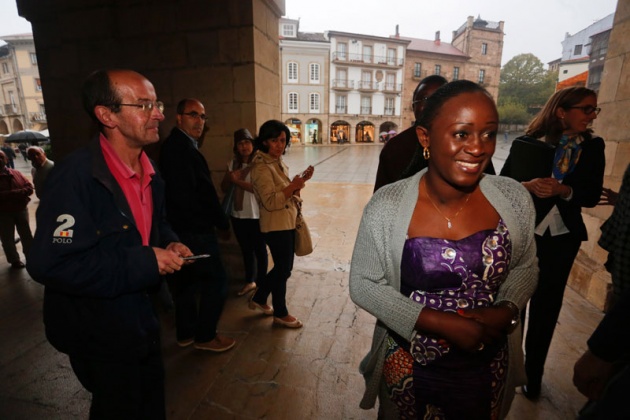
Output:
[{"xmin": 249, "ymin": 120, "xmax": 314, "ymax": 329}]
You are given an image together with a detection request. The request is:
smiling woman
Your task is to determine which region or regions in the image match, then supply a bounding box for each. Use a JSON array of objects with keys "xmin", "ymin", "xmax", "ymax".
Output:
[{"xmin": 350, "ymin": 80, "xmax": 538, "ymax": 419}]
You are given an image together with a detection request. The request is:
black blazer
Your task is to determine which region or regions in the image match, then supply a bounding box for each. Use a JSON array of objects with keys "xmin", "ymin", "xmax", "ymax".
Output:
[
  {"xmin": 501, "ymin": 135, "xmax": 605, "ymax": 241},
  {"xmin": 159, "ymin": 128, "xmax": 229, "ymax": 234}
]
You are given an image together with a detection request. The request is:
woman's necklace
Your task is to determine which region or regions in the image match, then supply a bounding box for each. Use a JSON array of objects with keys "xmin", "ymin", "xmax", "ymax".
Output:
[{"xmin": 423, "ymin": 179, "xmax": 472, "ymax": 229}]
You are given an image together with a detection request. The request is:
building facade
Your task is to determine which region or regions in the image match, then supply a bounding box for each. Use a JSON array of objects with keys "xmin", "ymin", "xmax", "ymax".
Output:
[
  {"xmin": 400, "ymin": 32, "xmax": 469, "ymax": 128},
  {"xmin": 279, "ymin": 18, "xmax": 330, "ymax": 145},
  {"xmin": 587, "ymin": 29, "xmax": 612, "ymax": 93},
  {"xmin": 450, "ymin": 16, "xmax": 504, "ymax": 100},
  {"xmin": 326, "ymin": 31, "xmax": 409, "ymax": 144},
  {"xmin": 0, "ymin": 34, "xmax": 46, "ymax": 137}
]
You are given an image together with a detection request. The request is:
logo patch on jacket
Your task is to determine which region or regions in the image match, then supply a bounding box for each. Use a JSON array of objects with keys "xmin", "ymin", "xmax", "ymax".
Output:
[{"xmin": 53, "ymin": 214, "xmax": 75, "ymax": 243}]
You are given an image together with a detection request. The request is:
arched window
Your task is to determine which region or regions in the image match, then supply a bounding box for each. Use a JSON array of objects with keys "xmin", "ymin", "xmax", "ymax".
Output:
[
  {"xmin": 288, "ymin": 62, "xmax": 298, "ymax": 83},
  {"xmin": 309, "ymin": 93, "xmax": 320, "ymax": 113},
  {"xmin": 288, "ymin": 92, "xmax": 298, "ymax": 112},
  {"xmin": 309, "ymin": 63, "xmax": 320, "ymax": 84}
]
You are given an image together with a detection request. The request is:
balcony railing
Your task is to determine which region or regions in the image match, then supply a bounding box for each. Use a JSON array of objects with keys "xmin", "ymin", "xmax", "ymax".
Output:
[
  {"xmin": 3, "ymin": 104, "xmax": 19, "ymax": 115},
  {"xmin": 331, "ymin": 79, "xmax": 353, "ymax": 89},
  {"xmin": 335, "ymin": 106, "xmax": 347, "ymax": 114},
  {"xmin": 358, "ymin": 80, "xmax": 378, "ymax": 90},
  {"xmin": 384, "ymin": 107, "xmax": 396, "ymax": 116},
  {"xmin": 360, "ymin": 106, "xmax": 372, "ymax": 114},
  {"xmin": 332, "ymin": 52, "xmax": 404, "ymax": 67},
  {"xmin": 382, "ymin": 83, "xmax": 402, "ymax": 92},
  {"xmin": 30, "ymin": 112, "xmax": 47, "ymax": 122}
]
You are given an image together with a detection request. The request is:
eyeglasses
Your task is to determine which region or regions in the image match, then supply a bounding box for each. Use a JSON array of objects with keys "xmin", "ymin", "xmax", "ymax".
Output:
[
  {"xmin": 116, "ymin": 101, "xmax": 164, "ymax": 113},
  {"xmin": 568, "ymin": 105, "xmax": 601, "ymax": 115},
  {"xmin": 180, "ymin": 111, "xmax": 208, "ymax": 121}
]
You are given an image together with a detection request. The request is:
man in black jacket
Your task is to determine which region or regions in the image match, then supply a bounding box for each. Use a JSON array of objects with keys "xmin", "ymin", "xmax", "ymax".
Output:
[
  {"xmin": 159, "ymin": 98, "xmax": 235, "ymax": 352},
  {"xmin": 27, "ymin": 69, "xmax": 191, "ymax": 419}
]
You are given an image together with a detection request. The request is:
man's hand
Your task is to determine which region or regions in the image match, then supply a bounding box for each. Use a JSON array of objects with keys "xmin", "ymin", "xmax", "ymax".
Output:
[
  {"xmin": 152, "ymin": 246, "xmax": 186, "ymax": 275},
  {"xmin": 599, "ymin": 187, "xmax": 619, "ymax": 206},
  {"xmin": 573, "ymin": 349, "xmax": 616, "ymax": 400}
]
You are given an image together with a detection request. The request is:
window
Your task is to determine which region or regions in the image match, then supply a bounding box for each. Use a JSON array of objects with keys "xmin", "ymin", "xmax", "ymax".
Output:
[
  {"xmin": 309, "ymin": 63, "xmax": 320, "ymax": 84},
  {"xmin": 1, "ymin": 62, "xmax": 8, "ymax": 74},
  {"xmin": 384, "ymin": 97, "xmax": 395, "ymax": 115},
  {"xmin": 35, "ymin": 78, "xmax": 42, "ymax": 91},
  {"xmin": 336, "ymin": 68, "xmax": 348, "ymax": 88},
  {"xmin": 361, "ymin": 96, "xmax": 372, "ymax": 114},
  {"xmin": 309, "ymin": 93, "xmax": 320, "ymax": 112},
  {"xmin": 478, "ymin": 69, "xmax": 486, "ymax": 84},
  {"xmin": 574, "ymin": 44, "xmax": 583, "ymax": 55},
  {"xmin": 453, "ymin": 67, "xmax": 460, "ymax": 81},
  {"xmin": 282, "ymin": 24, "xmax": 295, "ymax": 37},
  {"xmin": 30, "ymin": 53, "xmax": 37, "ymax": 65},
  {"xmin": 435, "ymin": 64, "xmax": 441, "ymax": 75},
  {"xmin": 414, "ymin": 63, "xmax": 422, "ymax": 77},
  {"xmin": 287, "ymin": 62, "xmax": 298, "ymax": 83},
  {"xmin": 385, "ymin": 73, "xmax": 396, "ymax": 91},
  {"xmin": 481, "ymin": 43, "xmax": 488, "ymax": 55},
  {"xmin": 363, "ymin": 45, "xmax": 372, "ymax": 63},
  {"xmin": 39, "ymin": 103, "xmax": 46, "ymax": 113},
  {"xmin": 288, "ymin": 92, "xmax": 298, "ymax": 112},
  {"xmin": 361, "ymin": 71, "xmax": 372, "ymax": 89},
  {"xmin": 336, "ymin": 95, "xmax": 347, "ymax": 113},
  {"xmin": 337, "ymin": 42, "xmax": 347, "ymax": 60},
  {"xmin": 387, "ymin": 48, "xmax": 396, "ymax": 65}
]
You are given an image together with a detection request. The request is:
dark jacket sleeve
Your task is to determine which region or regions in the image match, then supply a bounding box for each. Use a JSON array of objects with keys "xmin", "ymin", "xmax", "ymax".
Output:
[
  {"xmin": 588, "ymin": 288, "xmax": 630, "ymax": 363},
  {"xmin": 27, "ymin": 156, "xmax": 160, "ymax": 298},
  {"xmin": 160, "ymin": 130, "xmax": 229, "ymax": 232}
]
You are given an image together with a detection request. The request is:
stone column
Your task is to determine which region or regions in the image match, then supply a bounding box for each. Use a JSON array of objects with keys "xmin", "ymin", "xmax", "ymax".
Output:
[
  {"xmin": 16, "ymin": 0, "xmax": 285, "ymax": 281},
  {"xmin": 568, "ymin": 0, "xmax": 630, "ymax": 311}
]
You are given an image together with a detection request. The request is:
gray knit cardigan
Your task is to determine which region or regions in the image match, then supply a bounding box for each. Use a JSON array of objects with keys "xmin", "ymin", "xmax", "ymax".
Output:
[{"xmin": 349, "ymin": 170, "xmax": 538, "ymax": 419}]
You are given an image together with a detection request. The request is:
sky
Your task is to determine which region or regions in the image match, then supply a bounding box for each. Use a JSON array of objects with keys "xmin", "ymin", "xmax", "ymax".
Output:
[
  {"xmin": 285, "ymin": 0, "xmax": 619, "ymax": 66},
  {"xmin": 0, "ymin": 0, "xmax": 619, "ymax": 66}
]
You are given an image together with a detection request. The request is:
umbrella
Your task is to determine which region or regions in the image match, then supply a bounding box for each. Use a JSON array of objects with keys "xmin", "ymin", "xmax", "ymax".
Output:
[
  {"xmin": 39, "ymin": 129, "xmax": 49, "ymax": 137},
  {"xmin": 388, "ymin": 130, "xmax": 397, "ymax": 135},
  {"xmin": 379, "ymin": 131, "xmax": 388, "ymax": 137},
  {"xmin": 5, "ymin": 130, "xmax": 48, "ymax": 143}
]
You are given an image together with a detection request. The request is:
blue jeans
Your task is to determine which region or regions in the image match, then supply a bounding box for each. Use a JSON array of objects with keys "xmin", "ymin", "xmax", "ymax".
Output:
[
  {"xmin": 169, "ymin": 232, "xmax": 228, "ymax": 343},
  {"xmin": 252, "ymin": 229, "xmax": 294, "ymax": 318}
]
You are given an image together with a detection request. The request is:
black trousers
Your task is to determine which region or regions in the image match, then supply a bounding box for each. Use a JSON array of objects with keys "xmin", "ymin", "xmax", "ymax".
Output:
[
  {"xmin": 169, "ymin": 231, "xmax": 228, "ymax": 343},
  {"xmin": 69, "ymin": 338, "xmax": 165, "ymax": 420},
  {"xmin": 524, "ymin": 231, "xmax": 582, "ymax": 387},
  {"xmin": 231, "ymin": 216, "xmax": 268, "ymax": 283},
  {"xmin": 252, "ymin": 229, "xmax": 294, "ymax": 318}
]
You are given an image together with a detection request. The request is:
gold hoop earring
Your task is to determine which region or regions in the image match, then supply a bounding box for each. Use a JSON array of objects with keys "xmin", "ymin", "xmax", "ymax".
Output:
[{"xmin": 423, "ymin": 146, "xmax": 430, "ymax": 160}]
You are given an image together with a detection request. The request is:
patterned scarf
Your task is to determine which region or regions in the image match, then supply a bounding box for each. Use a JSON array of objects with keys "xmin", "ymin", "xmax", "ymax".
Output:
[{"xmin": 552, "ymin": 134, "xmax": 582, "ymax": 180}]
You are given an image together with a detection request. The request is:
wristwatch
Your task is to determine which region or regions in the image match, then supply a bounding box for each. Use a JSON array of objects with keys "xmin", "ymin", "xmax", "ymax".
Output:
[{"xmin": 496, "ymin": 300, "xmax": 520, "ymax": 333}]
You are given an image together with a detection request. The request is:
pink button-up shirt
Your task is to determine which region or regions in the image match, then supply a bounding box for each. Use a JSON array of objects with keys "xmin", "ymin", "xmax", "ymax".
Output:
[{"xmin": 100, "ymin": 135, "xmax": 154, "ymax": 246}]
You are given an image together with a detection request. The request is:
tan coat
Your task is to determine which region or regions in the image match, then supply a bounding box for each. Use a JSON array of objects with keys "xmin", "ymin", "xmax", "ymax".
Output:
[{"xmin": 250, "ymin": 150, "xmax": 298, "ymax": 233}]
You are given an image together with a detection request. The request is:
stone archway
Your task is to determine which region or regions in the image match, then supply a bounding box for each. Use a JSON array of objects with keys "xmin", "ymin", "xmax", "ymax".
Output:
[
  {"xmin": 285, "ymin": 118, "xmax": 302, "ymax": 144},
  {"xmin": 304, "ymin": 118, "xmax": 322, "ymax": 144},
  {"xmin": 12, "ymin": 118, "xmax": 24, "ymax": 132},
  {"xmin": 355, "ymin": 121, "xmax": 375, "ymax": 143},
  {"xmin": 330, "ymin": 120, "xmax": 350, "ymax": 144},
  {"xmin": 0, "ymin": 120, "xmax": 9, "ymax": 136}
]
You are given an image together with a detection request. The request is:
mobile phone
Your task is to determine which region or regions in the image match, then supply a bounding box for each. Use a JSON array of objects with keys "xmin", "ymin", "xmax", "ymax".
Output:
[{"xmin": 182, "ymin": 254, "xmax": 211, "ymax": 260}]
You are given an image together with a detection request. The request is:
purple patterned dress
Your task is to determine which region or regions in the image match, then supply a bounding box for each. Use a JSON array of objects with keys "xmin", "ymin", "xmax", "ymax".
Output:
[{"xmin": 383, "ymin": 220, "xmax": 512, "ymax": 419}]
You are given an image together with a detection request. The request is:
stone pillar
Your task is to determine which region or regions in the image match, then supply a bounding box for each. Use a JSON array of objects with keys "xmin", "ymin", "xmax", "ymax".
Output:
[
  {"xmin": 17, "ymin": 0, "xmax": 284, "ymax": 165},
  {"xmin": 568, "ymin": 0, "xmax": 630, "ymax": 311},
  {"xmin": 16, "ymin": 0, "xmax": 285, "ymax": 281}
]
